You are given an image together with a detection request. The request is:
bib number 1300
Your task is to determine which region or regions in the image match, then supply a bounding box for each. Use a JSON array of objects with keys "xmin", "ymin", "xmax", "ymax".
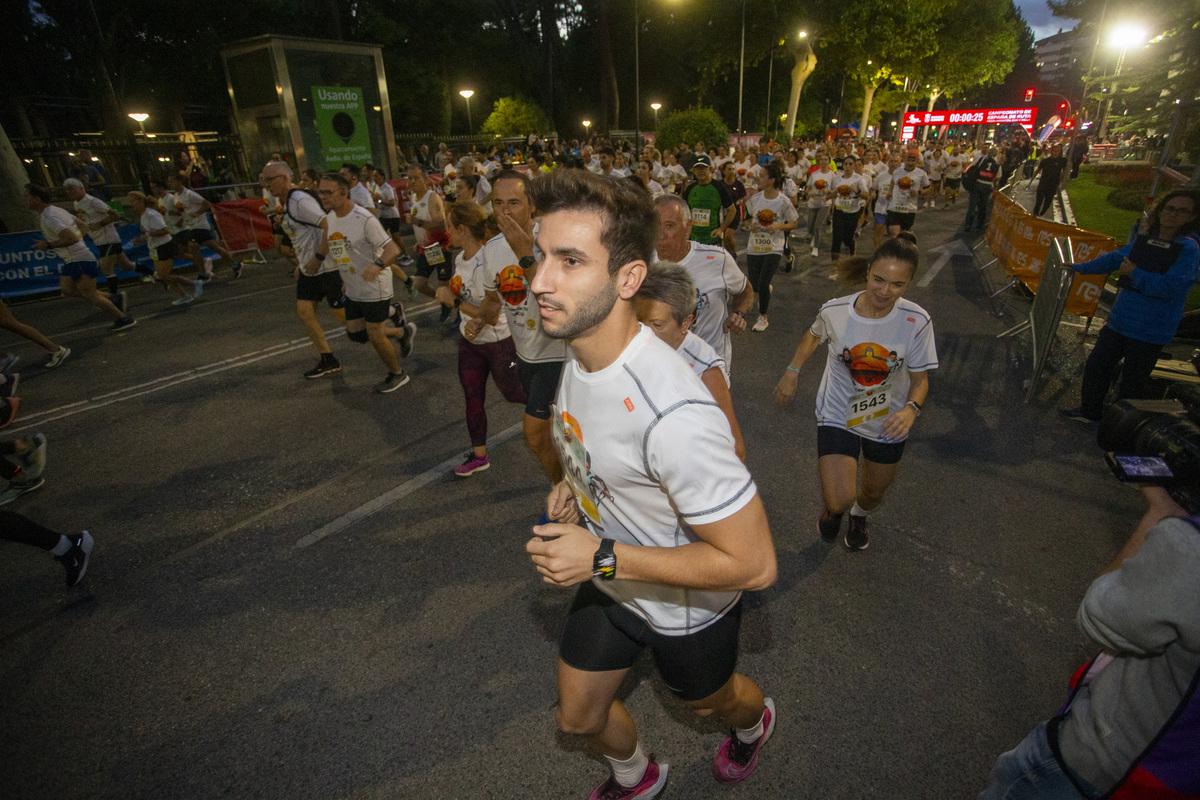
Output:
[{"xmin": 846, "ymin": 387, "xmax": 890, "ymax": 428}]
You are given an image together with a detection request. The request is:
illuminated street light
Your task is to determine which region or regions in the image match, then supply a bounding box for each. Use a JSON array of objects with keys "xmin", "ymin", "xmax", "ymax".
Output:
[
  {"xmin": 582, "ymin": 120, "xmax": 592, "ymax": 137},
  {"xmin": 459, "ymin": 89, "xmax": 474, "ymax": 133},
  {"xmin": 1099, "ymin": 24, "xmax": 1147, "ymax": 137},
  {"xmin": 650, "ymin": 103, "xmax": 661, "ymax": 129},
  {"xmin": 798, "ymin": 30, "xmax": 807, "ymax": 38},
  {"xmin": 128, "ymin": 112, "xmax": 149, "ymax": 137}
]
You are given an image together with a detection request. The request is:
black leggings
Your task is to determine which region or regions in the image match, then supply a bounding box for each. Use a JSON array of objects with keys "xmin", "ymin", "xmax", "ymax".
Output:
[
  {"xmin": 1033, "ymin": 180, "xmax": 1057, "ymax": 217},
  {"xmin": 0, "ymin": 509, "xmax": 60, "ymax": 550},
  {"xmin": 831, "ymin": 208, "xmax": 859, "ymax": 257},
  {"xmin": 746, "ymin": 253, "xmax": 780, "ymax": 314},
  {"xmin": 1080, "ymin": 325, "xmax": 1163, "ymax": 420}
]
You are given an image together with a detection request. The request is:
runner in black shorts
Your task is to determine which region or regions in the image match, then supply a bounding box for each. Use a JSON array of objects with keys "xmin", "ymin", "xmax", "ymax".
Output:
[
  {"xmin": 517, "ymin": 359, "xmax": 563, "ymax": 420},
  {"xmin": 773, "ymin": 234, "xmax": 937, "ymax": 551}
]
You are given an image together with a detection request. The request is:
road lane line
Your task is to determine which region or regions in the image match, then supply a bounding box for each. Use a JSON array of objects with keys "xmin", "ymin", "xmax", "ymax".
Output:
[{"xmin": 294, "ymin": 422, "xmax": 524, "ymax": 549}]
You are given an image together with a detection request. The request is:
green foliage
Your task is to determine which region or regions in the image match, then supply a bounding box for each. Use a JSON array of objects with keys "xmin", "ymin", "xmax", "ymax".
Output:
[
  {"xmin": 480, "ymin": 96, "xmax": 551, "ymax": 137},
  {"xmin": 654, "ymin": 109, "xmax": 729, "ymax": 153}
]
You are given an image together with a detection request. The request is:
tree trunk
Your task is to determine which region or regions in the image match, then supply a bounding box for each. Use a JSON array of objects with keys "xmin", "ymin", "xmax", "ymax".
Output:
[
  {"xmin": 592, "ymin": 0, "xmax": 619, "ymax": 131},
  {"xmin": 921, "ymin": 89, "xmax": 942, "ymax": 142},
  {"xmin": 0, "ymin": 122, "xmax": 34, "ymax": 234},
  {"xmin": 784, "ymin": 40, "xmax": 817, "ymax": 140},
  {"xmin": 538, "ymin": 0, "xmax": 561, "ymax": 129},
  {"xmin": 859, "ymin": 81, "xmax": 880, "ymax": 141}
]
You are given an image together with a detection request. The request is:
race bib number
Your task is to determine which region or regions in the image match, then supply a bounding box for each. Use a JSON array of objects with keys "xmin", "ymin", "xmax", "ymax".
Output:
[
  {"xmin": 749, "ymin": 231, "xmax": 774, "ymax": 252},
  {"xmin": 328, "ymin": 237, "xmax": 351, "ymax": 267},
  {"xmin": 691, "ymin": 207, "xmax": 711, "ymax": 226},
  {"xmin": 423, "ymin": 242, "xmax": 445, "ymax": 265},
  {"xmin": 846, "ymin": 386, "xmax": 891, "ymax": 428},
  {"xmin": 835, "ymin": 196, "xmax": 856, "ymax": 212},
  {"xmin": 891, "ymin": 199, "xmax": 916, "ymax": 214}
]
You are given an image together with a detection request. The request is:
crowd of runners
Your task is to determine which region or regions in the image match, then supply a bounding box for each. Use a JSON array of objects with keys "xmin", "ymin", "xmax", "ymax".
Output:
[{"xmin": 5, "ymin": 124, "xmax": 1199, "ymax": 800}]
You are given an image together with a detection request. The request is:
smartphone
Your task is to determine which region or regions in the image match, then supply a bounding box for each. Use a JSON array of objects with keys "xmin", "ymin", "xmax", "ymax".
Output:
[{"xmin": 1106, "ymin": 453, "xmax": 1175, "ymax": 484}]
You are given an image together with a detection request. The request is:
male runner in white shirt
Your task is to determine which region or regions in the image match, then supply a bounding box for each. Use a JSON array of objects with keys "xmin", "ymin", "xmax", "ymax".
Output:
[{"xmin": 526, "ymin": 169, "xmax": 776, "ymax": 800}]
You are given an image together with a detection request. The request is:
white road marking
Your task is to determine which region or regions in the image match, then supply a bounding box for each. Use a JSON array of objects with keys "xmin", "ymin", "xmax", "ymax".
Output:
[
  {"xmin": 294, "ymin": 422, "xmax": 524, "ymax": 549},
  {"xmin": 7, "ymin": 299, "xmax": 440, "ymax": 433},
  {"xmin": 916, "ymin": 240, "xmax": 972, "ymax": 287}
]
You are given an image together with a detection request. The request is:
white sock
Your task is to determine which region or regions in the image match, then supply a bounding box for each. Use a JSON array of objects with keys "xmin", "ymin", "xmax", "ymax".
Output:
[
  {"xmin": 50, "ymin": 535, "xmax": 71, "ymax": 556},
  {"xmin": 850, "ymin": 502, "xmax": 868, "ymax": 517},
  {"xmin": 735, "ymin": 711, "xmax": 766, "ymax": 744},
  {"xmin": 606, "ymin": 742, "xmax": 648, "ymax": 788}
]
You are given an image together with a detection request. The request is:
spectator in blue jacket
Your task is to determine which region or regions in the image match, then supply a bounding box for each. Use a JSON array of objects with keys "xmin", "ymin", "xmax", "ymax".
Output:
[{"xmin": 1061, "ymin": 189, "xmax": 1200, "ymax": 425}]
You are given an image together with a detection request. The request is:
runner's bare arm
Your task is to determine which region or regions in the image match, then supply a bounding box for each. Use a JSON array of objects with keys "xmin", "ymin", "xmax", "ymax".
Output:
[
  {"xmin": 773, "ymin": 330, "xmax": 822, "ymax": 405},
  {"xmin": 702, "ymin": 368, "xmax": 745, "ymax": 462},
  {"xmin": 878, "ymin": 369, "xmax": 929, "ymax": 441}
]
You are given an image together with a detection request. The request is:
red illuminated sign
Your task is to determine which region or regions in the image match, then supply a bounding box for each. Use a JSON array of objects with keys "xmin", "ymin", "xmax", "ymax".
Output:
[{"xmin": 902, "ymin": 107, "xmax": 1037, "ymax": 127}]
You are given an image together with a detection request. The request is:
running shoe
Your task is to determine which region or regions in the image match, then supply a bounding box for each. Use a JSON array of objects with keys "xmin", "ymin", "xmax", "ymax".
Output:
[
  {"xmin": 399, "ymin": 322, "xmax": 417, "ymax": 359},
  {"xmin": 56, "ymin": 531, "xmax": 93, "ymax": 588},
  {"xmin": 751, "ymin": 317, "xmax": 768, "ymax": 332},
  {"xmin": 817, "ymin": 508, "xmax": 843, "ymax": 543},
  {"xmin": 845, "ymin": 515, "xmax": 869, "ymax": 550},
  {"xmin": 192, "ymin": 279, "xmax": 204, "ymax": 298},
  {"xmin": 231, "ymin": 261, "xmax": 244, "ymax": 279},
  {"xmin": 711, "ymin": 698, "xmax": 775, "ymax": 784},
  {"xmin": 109, "ymin": 290, "xmax": 128, "ymax": 314},
  {"xmin": 374, "ymin": 371, "xmax": 410, "ymax": 393},
  {"xmin": 172, "ymin": 293, "xmax": 196, "ymax": 306},
  {"xmin": 45, "ymin": 346, "xmax": 71, "ymax": 368},
  {"xmin": 0, "ymin": 398, "xmax": 19, "ymax": 429},
  {"xmin": 0, "ymin": 353, "xmax": 19, "ymax": 374},
  {"xmin": 0, "ymin": 476, "xmax": 43, "ymax": 506},
  {"xmin": 782, "ymin": 250, "xmax": 794, "ymax": 273},
  {"xmin": 0, "ymin": 372, "xmax": 17, "ymax": 399},
  {"xmin": 20, "ymin": 433, "xmax": 46, "ymax": 481},
  {"xmin": 399, "ymin": 255, "xmax": 415, "ymax": 268},
  {"xmin": 197, "ymin": 271, "xmax": 214, "ymax": 283},
  {"xmin": 453, "ymin": 453, "xmax": 490, "ymax": 477},
  {"xmin": 304, "ymin": 355, "xmax": 342, "ymax": 379},
  {"xmin": 810, "ymin": 246, "xmax": 819, "ymax": 258},
  {"xmin": 112, "ymin": 316, "xmax": 137, "ymax": 332},
  {"xmin": 587, "ymin": 757, "xmax": 668, "ymax": 800}
]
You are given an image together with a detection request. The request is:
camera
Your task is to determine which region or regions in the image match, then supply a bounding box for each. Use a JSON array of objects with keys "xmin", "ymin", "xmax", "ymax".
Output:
[{"xmin": 1099, "ymin": 390, "xmax": 1200, "ymax": 513}]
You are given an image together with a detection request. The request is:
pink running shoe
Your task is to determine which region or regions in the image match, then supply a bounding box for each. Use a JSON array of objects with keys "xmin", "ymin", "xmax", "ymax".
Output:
[
  {"xmin": 453, "ymin": 453, "xmax": 490, "ymax": 477},
  {"xmin": 587, "ymin": 756, "xmax": 668, "ymax": 800},
  {"xmin": 711, "ymin": 697, "xmax": 776, "ymax": 784}
]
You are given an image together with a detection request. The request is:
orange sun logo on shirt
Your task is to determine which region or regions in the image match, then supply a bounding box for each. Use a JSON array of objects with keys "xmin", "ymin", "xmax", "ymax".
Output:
[
  {"xmin": 756, "ymin": 208, "xmax": 775, "ymax": 226},
  {"xmin": 897, "ymin": 176, "xmax": 913, "ymax": 191},
  {"xmin": 841, "ymin": 342, "xmax": 903, "ymax": 388},
  {"xmin": 449, "ymin": 274, "xmax": 464, "ymax": 296},
  {"xmin": 814, "ymin": 179, "xmax": 827, "ymax": 190},
  {"xmin": 497, "ymin": 264, "xmax": 527, "ymax": 306},
  {"xmin": 837, "ymin": 184, "xmax": 852, "ymax": 196}
]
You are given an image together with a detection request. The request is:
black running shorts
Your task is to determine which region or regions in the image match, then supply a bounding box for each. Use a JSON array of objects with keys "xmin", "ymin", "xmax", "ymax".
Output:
[
  {"xmin": 517, "ymin": 358, "xmax": 563, "ymax": 420},
  {"xmin": 944, "ymin": 178, "xmax": 961, "ymax": 190},
  {"xmin": 380, "ymin": 217, "xmax": 400, "ymax": 234},
  {"xmin": 886, "ymin": 210, "xmax": 916, "ymax": 231},
  {"xmin": 559, "ymin": 581, "xmax": 741, "ymax": 702},
  {"xmin": 343, "ymin": 298, "xmax": 391, "ymax": 324},
  {"xmin": 816, "ymin": 424, "xmax": 905, "ymax": 465},
  {"xmin": 414, "ymin": 249, "xmax": 453, "ymax": 282},
  {"xmin": 97, "ymin": 243, "xmax": 124, "ymax": 258},
  {"xmin": 296, "ymin": 271, "xmax": 345, "ymax": 309}
]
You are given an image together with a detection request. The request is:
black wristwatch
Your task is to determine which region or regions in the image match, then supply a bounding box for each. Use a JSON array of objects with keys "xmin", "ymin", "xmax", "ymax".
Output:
[
  {"xmin": 518, "ymin": 255, "xmax": 536, "ymax": 269},
  {"xmin": 373, "ymin": 258, "xmax": 386, "ymax": 268},
  {"xmin": 593, "ymin": 538, "xmax": 616, "ymax": 580},
  {"xmin": 453, "ymin": 297, "xmax": 462, "ymax": 309}
]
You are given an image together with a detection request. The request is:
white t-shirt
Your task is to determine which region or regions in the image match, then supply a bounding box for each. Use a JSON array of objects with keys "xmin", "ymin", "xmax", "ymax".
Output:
[
  {"xmin": 473, "ymin": 175, "xmax": 492, "ymax": 208},
  {"xmin": 40, "ymin": 206, "xmax": 94, "ymax": 263},
  {"xmin": 670, "ymin": 241, "xmax": 749, "ymax": 369},
  {"xmin": 350, "ymin": 183, "xmax": 375, "ymax": 214},
  {"xmin": 324, "ymin": 205, "xmax": 393, "ymax": 302},
  {"xmin": 677, "ymin": 329, "xmax": 728, "ymax": 384},
  {"xmin": 175, "ymin": 187, "xmax": 210, "ymax": 232},
  {"xmin": 872, "ymin": 170, "xmax": 894, "ymax": 215},
  {"xmin": 646, "ymin": 180, "xmax": 665, "ymax": 199},
  {"xmin": 744, "ymin": 192, "xmax": 798, "ymax": 254},
  {"xmin": 810, "ymin": 293, "xmax": 938, "ymax": 442},
  {"xmin": 280, "ymin": 188, "xmax": 329, "ymax": 271},
  {"xmin": 410, "ymin": 188, "xmax": 438, "ymax": 247},
  {"xmin": 944, "ymin": 153, "xmax": 965, "ymax": 179},
  {"xmin": 924, "ymin": 153, "xmax": 948, "ymax": 181},
  {"xmin": 139, "ymin": 208, "xmax": 172, "ymax": 250},
  {"xmin": 160, "ymin": 192, "xmax": 184, "ymax": 233},
  {"xmin": 376, "ymin": 181, "xmax": 400, "ymax": 219},
  {"xmin": 482, "ymin": 231, "xmax": 565, "ymax": 364},
  {"xmin": 887, "ymin": 167, "xmax": 930, "ymax": 213},
  {"xmin": 664, "ymin": 164, "xmax": 687, "ymax": 192},
  {"xmin": 806, "ymin": 169, "xmax": 836, "ymax": 208},
  {"xmin": 862, "ymin": 160, "xmax": 886, "ymax": 180},
  {"xmin": 452, "ymin": 248, "xmax": 510, "ymax": 344},
  {"xmin": 74, "ymin": 194, "xmax": 120, "ymax": 246},
  {"xmin": 831, "ymin": 173, "xmax": 870, "ymax": 214},
  {"xmin": 552, "ymin": 325, "xmax": 756, "ymax": 635}
]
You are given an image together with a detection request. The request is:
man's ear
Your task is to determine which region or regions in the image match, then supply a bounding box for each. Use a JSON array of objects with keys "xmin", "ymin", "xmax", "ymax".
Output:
[{"xmin": 617, "ymin": 260, "xmax": 647, "ymax": 300}]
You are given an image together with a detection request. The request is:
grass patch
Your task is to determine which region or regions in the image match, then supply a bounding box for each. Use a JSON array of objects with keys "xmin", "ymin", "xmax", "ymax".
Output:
[{"xmin": 1066, "ymin": 168, "xmax": 1142, "ymax": 242}]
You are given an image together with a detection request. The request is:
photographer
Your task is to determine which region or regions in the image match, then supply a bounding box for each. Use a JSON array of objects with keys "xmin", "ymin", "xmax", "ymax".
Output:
[
  {"xmin": 1061, "ymin": 190, "xmax": 1200, "ymax": 426},
  {"xmin": 979, "ymin": 485, "xmax": 1200, "ymax": 799}
]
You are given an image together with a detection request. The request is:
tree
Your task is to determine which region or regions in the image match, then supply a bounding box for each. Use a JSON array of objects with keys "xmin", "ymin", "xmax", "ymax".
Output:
[
  {"xmin": 784, "ymin": 33, "xmax": 818, "ymax": 139},
  {"xmin": 654, "ymin": 108, "xmax": 728, "ymax": 153},
  {"xmin": 480, "ymin": 96, "xmax": 551, "ymax": 137}
]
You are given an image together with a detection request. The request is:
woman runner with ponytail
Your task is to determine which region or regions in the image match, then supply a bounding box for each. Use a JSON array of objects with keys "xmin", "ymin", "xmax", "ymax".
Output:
[{"xmin": 772, "ymin": 233, "xmax": 938, "ymax": 550}]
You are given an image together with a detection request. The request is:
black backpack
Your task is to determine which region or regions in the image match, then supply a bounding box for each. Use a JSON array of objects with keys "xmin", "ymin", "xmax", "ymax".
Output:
[{"xmin": 284, "ymin": 187, "xmax": 323, "ymax": 229}]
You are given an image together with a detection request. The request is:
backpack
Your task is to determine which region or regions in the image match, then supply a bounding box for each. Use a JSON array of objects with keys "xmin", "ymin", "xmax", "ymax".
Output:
[{"xmin": 284, "ymin": 187, "xmax": 323, "ymax": 229}]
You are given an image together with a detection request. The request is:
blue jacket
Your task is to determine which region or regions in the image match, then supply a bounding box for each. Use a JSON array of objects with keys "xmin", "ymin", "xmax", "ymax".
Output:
[{"xmin": 1074, "ymin": 235, "xmax": 1199, "ymax": 345}]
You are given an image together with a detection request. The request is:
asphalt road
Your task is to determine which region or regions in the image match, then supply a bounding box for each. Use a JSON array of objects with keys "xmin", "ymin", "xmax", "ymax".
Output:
[{"xmin": 0, "ymin": 198, "xmax": 1141, "ymax": 800}]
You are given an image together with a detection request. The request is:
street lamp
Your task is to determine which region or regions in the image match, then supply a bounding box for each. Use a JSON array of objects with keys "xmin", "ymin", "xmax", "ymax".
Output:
[
  {"xmin": 736, "ymin": 0, "xmax": 746, "ymax": 135},
  {"xmin": 582, "ymin": 120, "xmax": 592, "ymax": 138},
  {"xmin": 128, "ymin": 112, "xmax": 149, "ymax": 136},
  {"xmin": 650, "ymin": 103, "xmax": 661, "ymax": 130},
  {"xmin": 1099, "ymin": 24, "xmax": 1146, "ymax": 138},
  {"xmin": 459, "ymin": 89, "xmax": 474, "ymax": 134}
]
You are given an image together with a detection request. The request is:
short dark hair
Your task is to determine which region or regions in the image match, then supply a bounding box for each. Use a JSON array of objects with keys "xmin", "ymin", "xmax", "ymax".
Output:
[
  {"xmin": 340, "ymin": 163, "xmax": 359, "ymax": 177},
  {"xmin": 321, "ymin": 172, "xmax": 351, "ymax": 191},
  {"xmin": 529, "ymin": 169, "xmax": 656, "ymax": 276},
  {"xmin": 493, "ymin": 169, "xmax": 530, "ymax": 194},
  {"xmin": 25, "ymin": 184, "xmax": 51, "ymax": 203},
  {"xmin": 598, "ymin": 146, "xmax": 615, "ymax": 158}
]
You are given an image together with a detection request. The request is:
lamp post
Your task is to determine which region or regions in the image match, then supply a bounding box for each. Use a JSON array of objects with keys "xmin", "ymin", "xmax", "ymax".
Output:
[
  {"xmin": 583, "ymin": 120, "xmax": 592, "ymax": 140},
  {"xmin": 128, "ymin": 112, "xmax": 149, "ymax": 137},
  {"xmin": 126, "ymin": 113, "xmax": 151, "ymax": 190},
  {"xmin": 634, "ymin": 0, "xmax": 641, "ymax": 149},
  {"xmin": 459, "ymin": 90, "xmax": 475, "ymax": 134},
  {"xmin": 1098, "ymin": 24, "xmax": 1145, "ymax": 138},
  {"xmin": 736, "ymin": 0, "xmax": 746, "ymax": 135},
  {"xmin": 650, "ymin": 103, "xmax": 661, "ymax": 130}
]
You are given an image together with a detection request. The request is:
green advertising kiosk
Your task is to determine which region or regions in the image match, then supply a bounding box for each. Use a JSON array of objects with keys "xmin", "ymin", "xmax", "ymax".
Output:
[{"xmin": 220, "ymin": 35, "xmax": 398, "ymax": 176}]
